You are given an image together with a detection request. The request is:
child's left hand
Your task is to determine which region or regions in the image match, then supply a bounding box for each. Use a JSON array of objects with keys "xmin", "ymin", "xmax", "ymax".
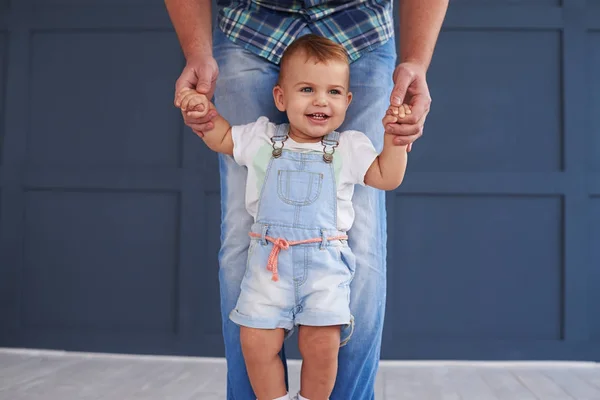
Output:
[
  {"xmin": 384, "ymin": 103, "xmax": 414, "ymax": 151},
  {"xmin": 383, "ymin": 104, "xmax": 412, "ymax": 132}
]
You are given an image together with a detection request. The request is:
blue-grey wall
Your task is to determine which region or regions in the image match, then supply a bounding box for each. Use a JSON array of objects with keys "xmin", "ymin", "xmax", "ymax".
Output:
[{"xmin": 0, "ymin": 0, "xmax": 598, "ymax": 361}]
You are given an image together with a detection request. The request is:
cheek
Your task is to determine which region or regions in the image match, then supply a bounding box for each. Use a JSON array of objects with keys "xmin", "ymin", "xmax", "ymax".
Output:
[
  {"xmin": 290, "ymin": 100, "xmax": 309, "ymax": 114},
  {"xmin": 332, "ymin": 103, "xmax": 347, "ymax": 116},
  {"xmin": 286, "ymin": 107, "xmax": 305, "ymax": 122}
]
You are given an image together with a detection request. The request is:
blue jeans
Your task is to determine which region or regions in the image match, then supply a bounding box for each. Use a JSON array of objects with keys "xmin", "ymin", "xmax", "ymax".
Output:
[{"xmin": 213, "ymin": 28, "xmax": 396, "ymax": 400}]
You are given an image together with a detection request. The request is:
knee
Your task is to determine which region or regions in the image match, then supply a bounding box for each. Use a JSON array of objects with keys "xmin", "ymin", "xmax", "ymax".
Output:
[
  {"xmin": 240, "ymin": 328, "xmax": 282, "ymax": 363},
  {"xmin": 299, "ymin": 327, "xmax": 340, "ymax": 365}
]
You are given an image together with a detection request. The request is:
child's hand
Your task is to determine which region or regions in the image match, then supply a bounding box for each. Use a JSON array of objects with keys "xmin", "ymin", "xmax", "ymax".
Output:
[
  {"xmin": 387, "ymin": 104, "xmax": 412, "ymax": 119},
  {"xmin": 383, "ymin": 104, "xmax": 412, "ymax": 132},
  {"xmin": 176, "ymin": 88, "xmax": 210, "ymax": 119}
]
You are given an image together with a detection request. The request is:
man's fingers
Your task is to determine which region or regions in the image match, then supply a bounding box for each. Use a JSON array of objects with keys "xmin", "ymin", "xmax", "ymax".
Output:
[
  {"xmin": 181, "ymin": 108, "xmax": 216, "ymax": 124},
  {"xmin": 395, "ymin": 134, "xmax": 420, "ymax": 147},
  {"xmin": 195, "ymin": 67, "xmax": 214, "ymax": 95},
  {"xmin": 174, "ymin": 62, "xmax": 215, "ymax": 107},
  {"xmin": 174, "ymin": 68, "xmax": 198, "ymax": 106},
  {"xmin": 406, "ymin": 94, "xmax": 430, "ymax": 122},
  {"xmin": 183, "ymin": 108, "xmax": 216, "ymax": 132},
  {"xmin": 388, "ymin": 113, "xmax": 428, "ymax": 147},
  {"xmin": 393, "ymin": 132, "xmax": 422, "ymax": 146},
  {"xmin": 390, "ymin": 70, "xmax": 412, "ymax": 106},
  {"xmin": 189, "ymin": 122, "xmax": 214, "ymax": 133},
  {"xmin": 385, "ymin": 120, "xmax": 421, "ymax": 136}
]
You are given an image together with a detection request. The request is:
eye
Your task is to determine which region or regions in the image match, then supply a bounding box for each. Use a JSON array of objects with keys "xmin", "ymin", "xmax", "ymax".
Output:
[
  {"xmin": 300, "ymin": 87, "xmax": 313, "ymax": 93},
  {"xmin": 329, "ymin": 89, "xmax": 341, "ymax": 95}
]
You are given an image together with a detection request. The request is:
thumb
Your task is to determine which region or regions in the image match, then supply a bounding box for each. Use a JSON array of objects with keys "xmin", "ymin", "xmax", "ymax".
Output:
[
  {"xmin": 390, "ymin": 70, "xmax": 412, "ymax": 107},
  {"xmin": 195, "ymin": 68, "xmax": 213, "ymax": 95},
  {"xmin": 175, "ymin": 66, "xmax": 199, "ymax": 94}
]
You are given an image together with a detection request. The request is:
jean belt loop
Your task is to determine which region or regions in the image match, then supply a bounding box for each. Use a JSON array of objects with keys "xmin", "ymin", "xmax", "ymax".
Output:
[
  {"xmin": 261, "ymin": 225, "xmax": 269, "ymax": 246},
  {"xmin": 320, "ymin": 229, "xmax": 327, "ymax": 250}
]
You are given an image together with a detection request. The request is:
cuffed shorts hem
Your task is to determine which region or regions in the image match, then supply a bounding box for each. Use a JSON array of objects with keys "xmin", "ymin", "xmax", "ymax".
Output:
[
  {"xmin": 229, "ymin": 308, "xmax": 294, "ymax": 331},
  {"xmin": 295, "ymin": 311, "xmax": 355, "ymax": 346},
  {"xmin": 294, "ymin": 310, "xmax": 351, "ymax": 328}
]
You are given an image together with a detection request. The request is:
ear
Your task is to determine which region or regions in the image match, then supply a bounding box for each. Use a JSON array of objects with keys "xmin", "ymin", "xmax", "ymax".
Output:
[
  {"xmin": 273, "ymin": 85, "xmax": 286, "ymax": 112},
  {"xmin": 346, "ymin": 91, "xmax": 353, "ymax": 108}
]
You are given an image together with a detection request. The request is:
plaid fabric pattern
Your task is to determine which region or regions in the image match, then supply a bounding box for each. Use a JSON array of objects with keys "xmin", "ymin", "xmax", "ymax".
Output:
[{"xmin": 216, "ymin": 0, "xmax": 394, "ymax": 64}]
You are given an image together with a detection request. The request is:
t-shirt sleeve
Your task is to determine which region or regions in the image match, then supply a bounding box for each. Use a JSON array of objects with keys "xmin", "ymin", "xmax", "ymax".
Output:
[
  {"xmin": 231, "ymin": 116, "xmax": 271, "ymax": 167},
  {"xmin": 342, "ymin": 130, "xmax": 379, "ymax": 186}
]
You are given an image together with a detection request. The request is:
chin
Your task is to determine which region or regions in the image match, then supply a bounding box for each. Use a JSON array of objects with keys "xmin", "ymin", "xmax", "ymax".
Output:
[{"xmin": 311, "ymin": 127, "xmax": 332, "ymax": 138}]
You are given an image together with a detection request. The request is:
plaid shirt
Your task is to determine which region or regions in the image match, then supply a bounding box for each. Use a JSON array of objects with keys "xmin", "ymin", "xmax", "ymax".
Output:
[{"xmin": 216, "ymin": 0, "xmax": 394, "ymax": 64}]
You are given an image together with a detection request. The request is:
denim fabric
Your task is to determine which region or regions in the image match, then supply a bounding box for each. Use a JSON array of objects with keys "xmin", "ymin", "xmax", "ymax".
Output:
[{"xmin": 213, "ymin": 26, "xmax": 395, "ymax": 399}]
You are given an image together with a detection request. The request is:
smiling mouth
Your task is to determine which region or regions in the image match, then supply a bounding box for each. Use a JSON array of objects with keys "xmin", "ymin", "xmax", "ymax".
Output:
[{"xmin": 307, "ymin": 113, "xmax": 330, "ymax": 120}]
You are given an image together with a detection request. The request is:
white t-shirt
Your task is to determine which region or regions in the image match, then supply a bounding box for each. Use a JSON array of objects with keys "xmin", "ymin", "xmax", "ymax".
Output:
[{"xmin": 231, "ymin": 117, "xmax": 379, "ymax": 232}]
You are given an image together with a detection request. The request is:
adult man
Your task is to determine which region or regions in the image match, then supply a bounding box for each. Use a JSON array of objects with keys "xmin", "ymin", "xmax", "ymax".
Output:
[{"xmin": 165, "ymin": 1, "xmax": 448, "ymax": 398}]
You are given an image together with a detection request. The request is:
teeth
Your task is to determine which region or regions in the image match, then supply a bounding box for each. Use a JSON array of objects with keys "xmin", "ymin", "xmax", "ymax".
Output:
[{"xmin": 310, "ymin": 113, "xmax": 328, "ymax": 119}]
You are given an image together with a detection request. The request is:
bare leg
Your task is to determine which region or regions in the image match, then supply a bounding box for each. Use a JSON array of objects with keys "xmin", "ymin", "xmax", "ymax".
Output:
[
  {"xmin": 298, "ymin": 325, "xmax": 341, "ymax": 399},
  {"xmin": 240, "ymin": 326, "xmax": 287, "ymax": 399}
]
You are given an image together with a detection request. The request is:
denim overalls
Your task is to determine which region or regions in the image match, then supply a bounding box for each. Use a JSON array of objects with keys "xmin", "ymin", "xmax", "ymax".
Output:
[{"xmin": 229, "ymin": 123, "xmax": 356, "ymax": 340}]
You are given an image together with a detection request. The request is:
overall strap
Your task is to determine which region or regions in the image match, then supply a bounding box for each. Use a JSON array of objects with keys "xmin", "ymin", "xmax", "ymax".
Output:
[
  {"xmin": 271, "ymin": 123, "xmax": 289, "ymax": 158},
  {"xmin": 323, "ymin": 131, "xmax": 340, "ymax": 145},
  {"xmin": 321, "ymin": 131, "xmax": 340, "ymax": 163}
]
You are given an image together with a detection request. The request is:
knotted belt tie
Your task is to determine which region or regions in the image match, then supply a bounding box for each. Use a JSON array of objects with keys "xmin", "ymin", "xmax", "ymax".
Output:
[{"xmin": 248, "ymin": 232, "xmax": 349, "ymax": 282}]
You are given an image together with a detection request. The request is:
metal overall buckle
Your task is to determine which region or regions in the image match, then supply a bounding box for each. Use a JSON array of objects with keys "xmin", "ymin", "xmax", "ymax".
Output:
[
  {"xmin": 271, "ymin": 136, "xmax": 288, "ymax": 158},
  {"xmin": 321, "ymin": 137, "xmax": 339, "ymax": 163}
]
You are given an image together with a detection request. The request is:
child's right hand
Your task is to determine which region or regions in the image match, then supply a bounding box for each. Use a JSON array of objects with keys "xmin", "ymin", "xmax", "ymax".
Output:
[{"xmin": 175, "ymin": 88, "xmax": 210, "ymax": 119}]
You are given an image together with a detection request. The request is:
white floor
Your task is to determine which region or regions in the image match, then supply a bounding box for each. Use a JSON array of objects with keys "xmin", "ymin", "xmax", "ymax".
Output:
[{"xmin": 1, "ymin": 348, "xmax": 599, "ymax": 399}]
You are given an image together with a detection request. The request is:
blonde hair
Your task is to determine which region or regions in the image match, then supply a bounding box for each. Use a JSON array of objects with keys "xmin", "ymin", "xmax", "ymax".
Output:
[{"xmin": 278, "ymin": 34, "xmax": 349, "ymax": 84}]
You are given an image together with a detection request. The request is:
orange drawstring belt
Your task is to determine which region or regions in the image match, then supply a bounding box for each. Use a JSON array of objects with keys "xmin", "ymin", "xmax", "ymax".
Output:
[{"xmin": 248, "ymin": 232, "xmax": 348, "ymax": 282}]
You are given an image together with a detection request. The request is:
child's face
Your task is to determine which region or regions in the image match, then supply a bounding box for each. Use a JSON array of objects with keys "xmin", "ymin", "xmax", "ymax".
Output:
[{"xmin": 273, "ymin": 53, "xmax": 352, "ymax": 142}]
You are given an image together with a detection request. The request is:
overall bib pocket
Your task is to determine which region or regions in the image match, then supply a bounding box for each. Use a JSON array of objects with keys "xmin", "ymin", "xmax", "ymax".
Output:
[{"xmin": 277, "ymin": 170, "xmax": 323, "ymax": 206}]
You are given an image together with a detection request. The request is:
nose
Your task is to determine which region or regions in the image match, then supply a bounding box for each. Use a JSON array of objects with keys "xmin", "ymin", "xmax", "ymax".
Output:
[{"xmin": 313, "ymin": 94, "xmax": 327, "ymax": 107}]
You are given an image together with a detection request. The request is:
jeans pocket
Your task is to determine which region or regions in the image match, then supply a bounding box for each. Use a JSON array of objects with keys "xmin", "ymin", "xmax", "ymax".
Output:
[
  {"xmin": 338, "ymin": 245, "xmax": 356, "ymax": 287},
  {"xmin": 244, "ymin": 240, "xmax": 258, "ymax": 278}
]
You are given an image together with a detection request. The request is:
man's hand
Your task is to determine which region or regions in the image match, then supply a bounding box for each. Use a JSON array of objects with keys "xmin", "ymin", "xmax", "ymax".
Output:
[
  {"xmin": 173, "ymin": 56, "xmax": 219, "ymax": 137},
  {"xmin": 386, "ymin": 61, "xmax": 432, "ymax": 151}
]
